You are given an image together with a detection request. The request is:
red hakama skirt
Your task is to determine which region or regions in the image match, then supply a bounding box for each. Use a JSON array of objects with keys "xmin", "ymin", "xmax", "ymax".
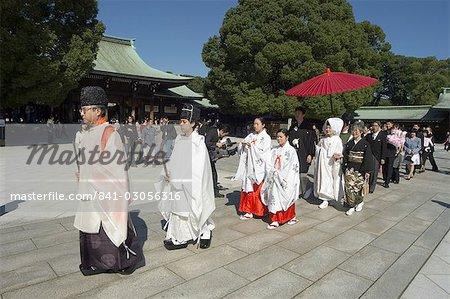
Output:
[
  {"xmin": 239, "ymin": 181, "xmax": 268, "ymax": 216},
  {"xmin": 269, "ymin": 204, "xmax": 296, "ymax": 224}
]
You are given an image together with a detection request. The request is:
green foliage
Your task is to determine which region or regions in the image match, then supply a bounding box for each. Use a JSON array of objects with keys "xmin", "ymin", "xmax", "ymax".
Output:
[
  {"xmin": 376, "ymin": 54, "xmax": 450, "ymax": 106},
  {"xmin": 184, "ymin": 76, "xmax": 207, "ymax": 95},
  {"xmin": 1, "ymin": 0, "xmax": 105, "ymax": 107},
  {"xmin": 202, "ymin": 0, "xmax": 389, "ymax": 118}
]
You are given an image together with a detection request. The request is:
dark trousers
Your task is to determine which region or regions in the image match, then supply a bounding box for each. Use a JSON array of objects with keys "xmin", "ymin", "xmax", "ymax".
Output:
[
  {"xmin": 125, "ymin": 140, "xmax": 137, "ymax": 165},
  {"xmin": 210, "ymin": 156, "xmax": 218, "ymax": 192},
  {"xmin": 369, "ymin": 159, "xmax": 380, "ymax": 192},
  {"xmin": 392, "ymin": 168, "xmax": 400, "ymax": 183},
  {"xmin": 382, "ymin": 156, "xmax": 394, "ymax": 185},
  {"xmin": 422, "ymin": 151, "xmax": 438, "ymax": 170},
  {"xmin": 80, "ymin": 223, "xmax": 143, "ymax": 272}
]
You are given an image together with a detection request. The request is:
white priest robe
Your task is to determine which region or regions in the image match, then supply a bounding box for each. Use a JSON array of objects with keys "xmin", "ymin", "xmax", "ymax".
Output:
[
  {"xmin": 314, "ymin": 135, "xmax": 344, "ymax": 202},
  {"xmin": 157, "ymin": 131, "xmax": 215, "ymax": 243},
  {"xmin": 261, "ymin": 142, "xmax": 300, "ymax": 214},
  {"xmin": 233, "ymin": 129, "xmax": 272, "ymax": 192},
  {"xmin": 74, "ymin": 123, "xmax": 130, "ymax": 247}
]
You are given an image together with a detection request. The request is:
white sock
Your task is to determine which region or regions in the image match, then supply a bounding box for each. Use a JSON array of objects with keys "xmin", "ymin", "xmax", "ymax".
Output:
[{"xmin": 201, "ymin": 230, "xmax": 211, "ymax": 240}]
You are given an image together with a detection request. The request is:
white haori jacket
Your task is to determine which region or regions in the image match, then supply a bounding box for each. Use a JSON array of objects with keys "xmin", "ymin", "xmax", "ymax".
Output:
[
  {"xmin": 74, "ymin": 123, "xmax": 131, "ymax": 247},
  {"xmin": 157, "ymin": 131, "xmax": 215, "ymax": 241},
  {"xmin": 233, "ymin": 129, "xmax": 271, "ymax": 192},
  {"xmin": 261, "ymin": 142, "xmax": 300, "ymax": 214},
  {"xmin": 314, "ymin": 118, "xmax": 344, "ymax": 202}
]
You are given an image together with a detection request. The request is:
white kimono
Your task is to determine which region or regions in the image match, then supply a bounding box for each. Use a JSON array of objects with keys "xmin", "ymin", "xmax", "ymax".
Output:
[
  {"xmin": 157, "ymin": 131, "xmax": 215, "ymax": 242},
  {"xmin": 74, "ymin": 123, "xmax": 130, "ymax": 247},
  {"xmin": 314, "ymin": 119, "xmax": 344, "ymax": 202},
  {"xmin": 261, "ymin": 143, "xmax": 300, "ymax": 214},
  {"xmin": 233, "ymin": 129, "xmax": 271, "ymax": 192}
]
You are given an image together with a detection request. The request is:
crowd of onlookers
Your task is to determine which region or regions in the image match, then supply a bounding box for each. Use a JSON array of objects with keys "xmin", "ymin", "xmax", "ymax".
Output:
[{"xmin": 105, "ymin": 115, "xmax": 178, "ymax": 167}]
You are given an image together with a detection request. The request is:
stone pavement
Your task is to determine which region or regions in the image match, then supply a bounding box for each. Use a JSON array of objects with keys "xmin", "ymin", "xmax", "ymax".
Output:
[{"xmin": 0, "ymin": 144, "xmax": 449, "ymax": 299}]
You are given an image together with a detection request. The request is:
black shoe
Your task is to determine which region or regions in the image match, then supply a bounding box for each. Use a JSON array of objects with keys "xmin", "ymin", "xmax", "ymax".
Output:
[
  {"xmin": 382, "ymin": 183, "xmax": 390, "ymax": 188},
  {"xmin": 163, "ymin": 239, "xmax": 188, "ymax": 250},
  {"xmin": 118, "ymin": 265, "xmax": 137, "ymax": 275},
  {"xmin": 79, "ymin": 264, "xmax": 108, "ymax": 276},
  {"xmin": 216, "ymin": 184, "xmax": 228, "ymax": 191},
  {"xmin": 199, "ymin": 232, "xmax": 212, "ymax": 249},
  {"xmin": 369, "ymin": 190, "xmax": 374, "ymax": 194}
]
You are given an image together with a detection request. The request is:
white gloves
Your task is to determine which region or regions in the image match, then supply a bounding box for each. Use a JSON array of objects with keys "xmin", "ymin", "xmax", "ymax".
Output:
[{"xmin": 292, "ymin": 139, "xmax": 299, "ymax": 147}]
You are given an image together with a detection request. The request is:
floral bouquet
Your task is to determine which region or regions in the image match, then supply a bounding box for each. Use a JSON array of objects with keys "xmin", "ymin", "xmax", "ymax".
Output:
[
  {"xmin": 387, "ymin": 128, "xmax": 405, "ymax": 149},
  {"xmin": 344, "ymin": 168, "xmax": 365, "ymax": 207}
]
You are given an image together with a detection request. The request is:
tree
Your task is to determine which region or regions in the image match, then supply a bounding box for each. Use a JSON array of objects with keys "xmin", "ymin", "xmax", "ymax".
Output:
[
  {"xmin": 182, "ymin": 75, "xmax": 207, "ymax": 95},
  {"xmin": 376, "ymin": 54, "xmax": 450, "ymax": 106},
  {"xmin": 1, "ymin": 0, "xmax": 105, "ymax": 107},
  {"xmin": 202, "ymin": 0, "xmax": 390, "ymax": 118}
]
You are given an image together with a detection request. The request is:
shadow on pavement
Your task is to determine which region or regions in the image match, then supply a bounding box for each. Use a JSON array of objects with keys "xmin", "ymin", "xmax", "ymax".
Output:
[
  {"xmin": 130, "ymin": 210, "xmax": 147, "ymax": 270},
  {"xmin": 431, "ymin": 199, "xmax": 450, "ymax": 208}
]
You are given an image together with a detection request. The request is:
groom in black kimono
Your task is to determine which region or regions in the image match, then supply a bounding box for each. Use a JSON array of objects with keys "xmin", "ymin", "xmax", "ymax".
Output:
[{"xmin": 288, "ymin": 106, "xmax": 316, "ymax": 198}]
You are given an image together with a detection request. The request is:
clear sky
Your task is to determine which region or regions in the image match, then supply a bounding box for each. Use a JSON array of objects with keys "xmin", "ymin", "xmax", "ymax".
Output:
[{"xmin": 97, "ymin": 0, "xmax": 449, "ymax": 77}]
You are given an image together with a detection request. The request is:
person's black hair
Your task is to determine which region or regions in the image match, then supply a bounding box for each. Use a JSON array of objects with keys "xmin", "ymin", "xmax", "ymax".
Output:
[
  {"xmin": 341, "ymin": 112, "xmax": 351, "ymax": 124},
  {"xmin": 255, "ymin": 116, "xmax": 266, "ymax": 126},
  {"xmin": 277, "ymin": 128, "xmax": 289, "ymax": 137},
  {"xmin": 99, "ymin": 107, "xmax": 107, "ymax": 118},
  {"xmin": 295, "ymin": 106, "xmax": 306, "ymax": 114},
  {"xmin": 219, "ymin": 124, "xmax": 231, "ymax": 133}
]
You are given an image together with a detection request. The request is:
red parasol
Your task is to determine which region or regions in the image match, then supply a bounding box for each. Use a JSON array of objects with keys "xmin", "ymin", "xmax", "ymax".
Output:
[{"xmin": 286, "ymin": 68, "xmax": 378, "ymax": 114}]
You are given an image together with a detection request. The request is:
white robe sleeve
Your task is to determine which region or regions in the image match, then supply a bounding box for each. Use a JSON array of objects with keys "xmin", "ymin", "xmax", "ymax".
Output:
[
  {"xmin": 90, "ymin": 131, "xmax": 130, "ymax": 247},
  {"xmin": 327, "ymin": 136, "xmax": 343, "ymax": 158}
]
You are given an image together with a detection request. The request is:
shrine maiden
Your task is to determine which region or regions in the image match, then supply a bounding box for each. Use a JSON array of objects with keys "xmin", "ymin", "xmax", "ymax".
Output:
[
  {"xmin": 261, "ymin": 129, "xmax": 300, "ymax": 229},
  {"xmin": 234, "ymin": 117, "xmax": 271, "ymax": 220}
]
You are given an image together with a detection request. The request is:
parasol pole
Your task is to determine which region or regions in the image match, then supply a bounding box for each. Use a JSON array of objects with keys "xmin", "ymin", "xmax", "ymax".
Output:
[{"xmin": 329, "ymin": 94, "xmax": 334, "ymax": 116}]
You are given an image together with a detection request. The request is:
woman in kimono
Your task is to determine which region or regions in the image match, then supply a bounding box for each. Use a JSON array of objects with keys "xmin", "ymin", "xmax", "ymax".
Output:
[
  {"xmin": 261, "ymin": 129, "xmax": 300, "ymax": 229},
  {"xmin": 314, "ymin": 118, "xmax": 344, "ymax": 209},
  {"xmin": 158, "ymin": 104, "xmax": 215, "ymax": 250},
  {"xmin": 343, "ymin": 121, "xmax": 374, "ymax": 216},
  {"xmin": 234, "ymin": 117, "xmax": 271, "ymax": 220}
]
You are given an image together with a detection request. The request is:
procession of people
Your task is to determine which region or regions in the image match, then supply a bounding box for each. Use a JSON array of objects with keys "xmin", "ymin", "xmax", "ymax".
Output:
[{"xmin": 73, "ymin": 86, "xmax": 442, "ymax": 276}]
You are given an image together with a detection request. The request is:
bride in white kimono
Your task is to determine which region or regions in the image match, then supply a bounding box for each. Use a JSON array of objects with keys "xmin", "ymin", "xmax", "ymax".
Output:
[
  {"xmin": 313, "ymin": 118, "xmax": 344, "ymax": 209},
  {"xmin": 234, "ymin": 117, "xmax": 271, "ymax": 220},
  {"xmin": 158, "ymin": 104, "xmax": 215, "ymax": 250},
  {"xmin": 261, "ymin": 129, "xmax": 300, "ymax": 229}
]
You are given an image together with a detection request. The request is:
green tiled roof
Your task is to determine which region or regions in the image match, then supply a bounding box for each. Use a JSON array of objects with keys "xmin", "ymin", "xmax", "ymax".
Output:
[
  {"xmin": 154, "ymin": 85, "xmax": 203, "ymax": 99},
  {"xmin": 353, "ymin": 106, "xmax": 433, "ymax": 120},
  {"xmin": 168, "ymin": 85, "xmax": 203, "ymax": 99},
  {"xmin": 194, "ymin": 98, "xmax": 219, "ymax": 109},
  {"xmin": 92, "ymin": 35, "xmax": 192, "ymax": 83},
  {"xmin": 434, "ymin": 90, "xmax": 450, "ymax": 110}
]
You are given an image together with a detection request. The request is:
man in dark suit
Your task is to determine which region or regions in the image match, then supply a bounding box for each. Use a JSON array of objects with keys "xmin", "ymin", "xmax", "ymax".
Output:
[
  {"xmin": 366, "ymin": 121, "xmax": 386, "ymax": 193},
  {"xmin": 204, "ymin": 124, "xmax": 230, "ymax": 198},
  {"xmin": 198, "ymin": 119, "xmax": 213, "ymax": 137},
  {"xmin": 381, "ymin": 120, "xmax": 396, "ymax": 188},
  {"xmin": 288, "ymin": 106, "xmax": 316, "ymax": 198}
]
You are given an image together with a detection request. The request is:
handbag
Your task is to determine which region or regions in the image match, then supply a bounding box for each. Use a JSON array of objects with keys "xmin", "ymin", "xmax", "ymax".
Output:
[{"xmin": 362, "ymin": 178, "xmax": 369, "ymax": 197}]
